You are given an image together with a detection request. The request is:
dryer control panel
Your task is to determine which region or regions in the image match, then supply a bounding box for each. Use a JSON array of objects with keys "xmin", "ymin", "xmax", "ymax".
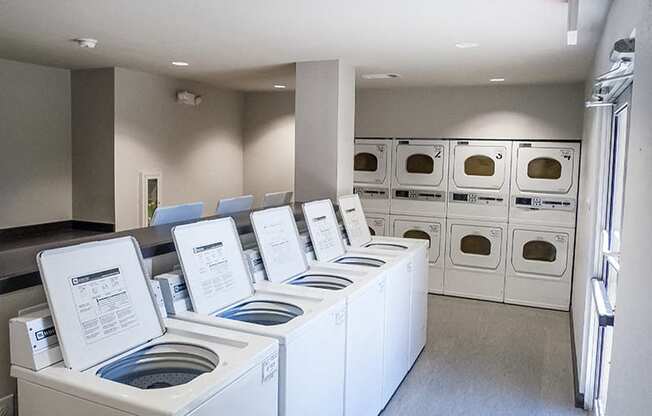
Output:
[
  {"xmin": 512, "ymin": 195, "xmax": 576, "ymax": 211},
  {"xmin": 449, "ymin": 192, "xmax": 505, "ymax": 206},
  {"xmin": 354, "ymin": 186, "xmax": 389, "ymax": 200},
  {"xmin": 394, "ymin": 189, "xmax": 445, "ymax": 202}
]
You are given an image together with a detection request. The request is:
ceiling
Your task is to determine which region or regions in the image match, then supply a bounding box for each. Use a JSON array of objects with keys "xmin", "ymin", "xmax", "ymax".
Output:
[{"xmin": 0, "ymin": 0, "xmax": 611, "ymax": 91}]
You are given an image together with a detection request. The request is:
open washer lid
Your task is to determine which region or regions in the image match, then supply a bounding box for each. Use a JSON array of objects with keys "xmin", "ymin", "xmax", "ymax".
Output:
[
  {"xmin": 337, "ymin": 194, "xmax": 373, "ymax": 248},
  {"xmin": 172, "ymin": 218, "xmax": 254, "ymax": 315},
  {"xmin": 302, "ymin": 199, "xmax": 348, "ymax": 262},
  {"xmin": 37, "ymin": 237, "xmax": 165, "ymax": 371},
  {"xmin": 250, "ymin": 206, "xmax": 309, "ymax": 283}
]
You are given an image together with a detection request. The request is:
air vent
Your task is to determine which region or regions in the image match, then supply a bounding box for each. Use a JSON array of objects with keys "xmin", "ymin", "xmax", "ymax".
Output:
[{"xmin": 361, "ymin": 73, "xmax": 401, "ymax": 80}]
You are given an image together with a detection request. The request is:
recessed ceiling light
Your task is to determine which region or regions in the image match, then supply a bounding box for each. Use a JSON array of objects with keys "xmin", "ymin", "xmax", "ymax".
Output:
[
  {"xmin": 172, "ymin": 61, "xmax": 189, "ymax": 67},
  {"xmin": 361, "ymin": 73, "xmax": 401, "ymax": 80},
  {"xmin": 273, "ymin": 84, "xmax": 287, "ymax": 89},
  {"xmin": 455, "ymin": 42, "xmax": 479, "ymax": 49},
  {"xmin": 490, "ymin": 78, "xmax": 506, "ymax": 82},
  {"xmin": 74, "ymin": 38, "xmax": 98, "ymax": 48}
]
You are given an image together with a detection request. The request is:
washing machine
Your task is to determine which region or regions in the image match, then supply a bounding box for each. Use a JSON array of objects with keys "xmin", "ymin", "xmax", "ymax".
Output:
[
  {"xmin": 337, "ymin": 194, "xmax": 429, "ymax": 368},
  {"xmin": 254, "ymin": 204, "xmax": 412, "ymax": 408},
  {"xmin": 366, "ymin": 213, "xmax": 389, "ymax": 236},
  {"xmin": 448, "ymin": 140, "xmax": 512, "ymax": 222},
  {"xmin": 505, "ymin": 223, "xmax": 575, "ymax": 311},
  {"xmin": 13, "ymin": 237, "xmax": 280, "ymax": 416},
  {"xmin": 170, "ymin": 218, "xmax": 347, "ymax": 416},
  {"xmin": 390, "ymin": 139, "xmax": 449, "ymax": 217},
  {"xmin": 444, "ymin": 218, "xmax": 508, "ymax": 302},
  {"xmin": 390, "ymin": 214, "xmax": 445, "ymax": 295},
  {"xmin": 510, "ymin": 141, "xmax": 581, "ymax": 227},
  {"xmin": 354, "ymin": 138, "xmax": 393, "ymax": 214}
]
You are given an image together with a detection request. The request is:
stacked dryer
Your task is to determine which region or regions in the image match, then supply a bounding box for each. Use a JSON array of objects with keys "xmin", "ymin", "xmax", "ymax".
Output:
[
  {"xmin": 389, "ymin": 139, "xmax": 448, "ymax": 294},
  {"xmin": 505, "ymin": 141, "xmax": 580, "ymax": 310},
  {"xmin": 444, "ymin": 140, "xmax": 512, "ymax": 302},
  {"xmin": 353, "ymin": 138, "xmax": 393, "ymax": 236}
]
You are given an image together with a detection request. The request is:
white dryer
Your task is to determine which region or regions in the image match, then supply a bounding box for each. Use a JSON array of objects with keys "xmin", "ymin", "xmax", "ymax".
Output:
[
  {"xmin": 505, "ymin": 223, "xmax": 575, "ymax": 311},
  {"xmin": 354, "ymin": 138, "xmax": 393, "ymax": 214},
  {"xmin": 366, "ymin": 213, "xmax": 390, "ymax": 236},
  {"xmin": 170, "ymin": 218, "xmax": 347, "ymax": 416},
  {"xmin": 510, "ymin": 141, "xmax": 581, "ymax": 227},
  {"xmin": 390, "ymin": 214, "xmax": 445, "ymax": 295},
  {"xmin": 444, "ymin": 219, "xmax": 507, "ymax": 302},
  {"xmin": 390, "ymin": 139, "xmax": 448, "ymax": 217},
  {"xmin": 13, "ymin": 237, "xmax": 280, "ymax": 416},
  {"xmin": 448, "ymin": 140, "xmax": 512, "ymax": 222}
]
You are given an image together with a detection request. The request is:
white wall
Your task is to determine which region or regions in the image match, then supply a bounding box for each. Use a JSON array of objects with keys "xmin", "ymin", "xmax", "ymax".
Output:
[
  {"xmin": 113, "ymin": 68, "xmax": 245, "ymax": 230},
  {"xmin": 243, "ymin": 91, "xmax": 295, "ymax": 207},
  {"xmin": 0, "ymin": 58, "xmax": 71, "ymax": 228},
  {"xmin": 355, "ymin": 84, "xmax": 584, "ymax": 139}
]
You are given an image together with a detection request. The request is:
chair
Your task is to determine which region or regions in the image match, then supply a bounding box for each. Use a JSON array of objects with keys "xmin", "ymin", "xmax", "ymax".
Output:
[
  {"xmin": 150, "ymin": 202, "xmax": 204, "ymax": 226},
  {"xmin": 262, "ymin": 191, "xmax": 293, "ymax": 208},
  {"xmin": 215, "ymin": 195, "xmax": 255, "ymax": 216}
]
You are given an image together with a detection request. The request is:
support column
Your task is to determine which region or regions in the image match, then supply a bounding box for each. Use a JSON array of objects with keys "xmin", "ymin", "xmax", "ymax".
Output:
[{"xmin": 294, "ymin": 60, "xmax": 355, "ymax": 201}]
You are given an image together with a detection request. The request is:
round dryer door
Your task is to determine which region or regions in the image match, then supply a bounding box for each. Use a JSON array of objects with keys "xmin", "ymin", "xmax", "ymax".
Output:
[
  {"xmin": 511, "ymin": 229, "xmax": 570, "ymax": 277},
  {"xmin": 452, "ymin": 144, "xmax": 508, "ymax": 190},
  {"xmin": 354, "ymin": 143, "xmax": 388, "ymax": 185},
  {"xmin": 366, "ymin": 216, "xmax": 387, "ymax": 236},
  {"xmin": 449, "ymin": 224, "xmax": 502, "ymax": 269},
  {"xmin": 395, "ymin": 142, "xmax": 445, "ymax": 187},
  {"xmin": 515, "ymin": 146, "xmax": 575, "ymax": 194},
  {"xmin": 392, "ymin": 219, "xmax": 441, "ymax": 263}
]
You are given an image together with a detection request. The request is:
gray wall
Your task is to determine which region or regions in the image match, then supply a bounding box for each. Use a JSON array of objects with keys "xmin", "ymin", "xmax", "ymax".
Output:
[
  {"xmin": 243, "ymin": 91, "xmax": 295, "ymax": 207},
  {"xmin": 113, "ymin": 68, "xmax": 245, "ymax": 230},
  {"xmin": 355, "ymin": 84, "xmax": 585, "ymax": 139},
  {"xmin": 71, "ymin": 68, "xmax": 115, "ymax": 224},
  {"xmin": 0, "ymin": 58, "xmax": 71, "ymax": 228}
]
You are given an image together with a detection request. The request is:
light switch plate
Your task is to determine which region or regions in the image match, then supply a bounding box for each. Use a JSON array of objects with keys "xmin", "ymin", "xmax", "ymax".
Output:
[{"xmin": 0, "ymin": 394, "xmax": 14, "ymax": 416}]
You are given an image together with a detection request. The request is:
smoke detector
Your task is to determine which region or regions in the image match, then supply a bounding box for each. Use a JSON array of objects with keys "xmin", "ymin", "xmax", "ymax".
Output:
[
  {"xmin": 74, "ymin": 38, "xmax": 98, "ymax": 48},
  {"xmin": 176, "ymin": 90, "xmax": 202, "ymax": 106},
  {"xmin": 361, "ymin": 73, "xmax": 401, "ymax": 80}
]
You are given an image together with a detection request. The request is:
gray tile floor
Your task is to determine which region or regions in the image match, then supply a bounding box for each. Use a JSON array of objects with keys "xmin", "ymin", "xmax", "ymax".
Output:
[{"xmin": 382, "ymin": 295, "xmax": 586, "ymax": 416}]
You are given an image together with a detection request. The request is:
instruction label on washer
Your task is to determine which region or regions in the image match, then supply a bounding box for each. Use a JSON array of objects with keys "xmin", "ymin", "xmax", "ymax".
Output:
[
  {"xmin": 343, "ymin": 207, "xmax": 366, "ymax": 241},
  {"xmin": 262, "ymin": 353, "xmax": 279, "ymax": 383},
  {"xmin": 70, "ymin": 267, "xmax": 138, "ymax": 344},
  {"xmin": 262, "ymin": 222, "xmax": 293, "ymax": 265},
  {"xmin": 310, "ymin": 215, "xmax": 340, "ymax": 253},
  {"xmin": 192, "ymin": 242, "xmax": 235, "ymax": 299}
]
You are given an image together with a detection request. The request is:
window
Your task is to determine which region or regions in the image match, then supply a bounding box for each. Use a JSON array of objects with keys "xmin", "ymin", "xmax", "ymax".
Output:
[
  {"xmin": 460, "ymin": 235, "xmax": 491, "ymax": 255},
  {"xmin": 354, "ymin": 153, "xmax": 378, "ymax": 172},
  {"xmin": 464, "ymin": 155, "xmax": 495, "ymax": 176},
  {"xmin": 527, "ymin": 157, "xmax": 562, "ymax": 179},
  {"xmin": 522, "ymin": 240, "xmax": 557, "ymax": 262},
  {"xmin": 403, "ymin": 229, "xmax": 431, "ymax": 244},
  {"xmin": 140, "ymin": 172, "xmax": 162, "ymax": 227},
  {"xmin": 406, "ymin": 154, "xmax": 434, "ymax": 174}
]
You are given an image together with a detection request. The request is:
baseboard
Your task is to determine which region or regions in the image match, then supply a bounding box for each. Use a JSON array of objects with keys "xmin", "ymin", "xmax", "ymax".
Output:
[{"xmin": 569, "ymin": 309, "xmax": 585, "ymax": 408}]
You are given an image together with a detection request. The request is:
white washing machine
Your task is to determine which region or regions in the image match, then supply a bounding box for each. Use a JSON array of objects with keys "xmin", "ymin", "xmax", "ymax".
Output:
[
  {"xmin": 261, "ymin": 203, "xmax": 412, "ymax": 408},
  {"xmin": 14, "ymin": 237, "xmax": 280, "ymax": 416},
  {"xmin": 366, "ymin": 213, "xmax": 389, "ymax": 236},
  {"xmin": 444, "ymin": 219, "xmax": 507, "ymax": 302},
  {"xmin": 390, "ymin": 214, "xmax": 446, "ymax": 295},
  {"xmin": 510, "ymin": 141, "xmax": 581, "ymax": 227},
  {"xmin": 337, "ymin": 194, "xmax": 429, "ymax": 368},
  {"xmin": 354, "ymin": 138, "xmax": 393, "ymax": 214},
  {"xmin": 246, "ymin": 205, "xmax": 387, "ymax": 416},
  {"xmin": 505, "ymin": 223, "xmax": 575, "ymax": 311},
  {"xmin": 390, "ymin": 139, "xmax": 449, "ymax": 217},
  {"xmin": 448, "ymin": 140, "xmax": 512, "ymax": 222},
  {"xmin": 170, "ymin": 218, "xmax": 347, "ymax": 416}
]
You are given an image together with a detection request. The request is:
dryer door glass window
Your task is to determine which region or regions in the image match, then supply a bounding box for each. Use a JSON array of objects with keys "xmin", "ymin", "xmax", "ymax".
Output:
[
  {"xmin": 354, "ymin": 142, "xmax": 388, "ymax": 185},
  {"xmin": 394, "ymin": 220, "xmax": 441, "ymax": 263},
  {"xmin": 449, "ymin": 224, "xmax": 501, "ymax": 269},
  {"xmin": 453, "ymin": 144, "xmax": 508, "ymax": 190},
  {"xmin": 395, "ymin": 143, "xmax": 445, "ymax": 187},
  {"xmin": 515, "ymin": 147, "xmax": 574, "ymax": 194},
  {"xmin": 511, "ymin": 229, "xmax": 569, "ymax": 277}
]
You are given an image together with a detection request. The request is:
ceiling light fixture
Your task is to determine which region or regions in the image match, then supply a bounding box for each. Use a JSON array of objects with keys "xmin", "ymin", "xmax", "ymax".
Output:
[
  {"xmin": 455, "ymin": 42, "xmax": 479, "ymax": 49},
  {"xmin": 273, "ymin": 84, "xmax": 287, "ymax": 89},
  {"xmin": 172, "ymin": 61, "xmax": 189, "ymax": 67},
  {"xmin": 490, "ymin": 78, "xmax": 506, "ymax": 82},
  {"xmin": 74, "ymin": 38, "xmax": 98, "ymax": 49},
  {"xmin": 567, "ymin": 0, "xmax": 579, "ymax": 46},
  {"xmin": 361, "ymin": 73, "xmax": 401, "ymax": 80}
]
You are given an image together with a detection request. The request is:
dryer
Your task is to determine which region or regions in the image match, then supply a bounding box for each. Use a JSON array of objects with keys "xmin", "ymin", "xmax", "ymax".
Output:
[
  {"xmin": 366, "ymin": 213, "xmax": 389, "ymax": 236},
  {"xmin": 444, "ymin": 218, "xmax": 507, "ymax": 302},
  {"xmin": 448, "ymin": 140, "xmax": 512, "ymax": 222},
  {"xmin": 354, "ymin": 138, "xmax": 393, "ymax": 214},
  {"xmin": 510, "ymin": 141, "xmax": 581, "ymax": 227},
  {"xmin": 14, "ymin": 237, "xmax": 280, "ymax": 416},
  {"xmin": 391, "ymin": 139, "xmax": 448, "ymax": 217},
  {"xmin": 170, "ymin": 218, "xmax": 347, "ymax": 416},
  {"xmin": 390, "ymin": 214, "xmax": 445, "ymax": 295},
  {"xmin": 505, "ymin": 223, "xmax": 575, "ymax": 311}
]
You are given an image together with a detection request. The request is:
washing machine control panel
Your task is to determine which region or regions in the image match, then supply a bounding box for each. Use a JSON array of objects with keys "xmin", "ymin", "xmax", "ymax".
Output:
[
  {"xmin": 512, "ymin": 195, "xmax": 576, "ymax": 211},
  {"xmin": 449, "ymin": 192, "xmax": 505, "ymax": 206},
  {"xmin": 154, "ymin": 271, "xmax": 192, "ymax": 315},
  {"xmin": 394, "ymin": 189, "xmax": 445, "ymax": 202},
  {"xmin": 354, "ymin": 186, "xmax": 389, "ymax": 200},
  {"xmin": 9, "ymin": 307, "xmax": 62, "ymax": 370}
]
